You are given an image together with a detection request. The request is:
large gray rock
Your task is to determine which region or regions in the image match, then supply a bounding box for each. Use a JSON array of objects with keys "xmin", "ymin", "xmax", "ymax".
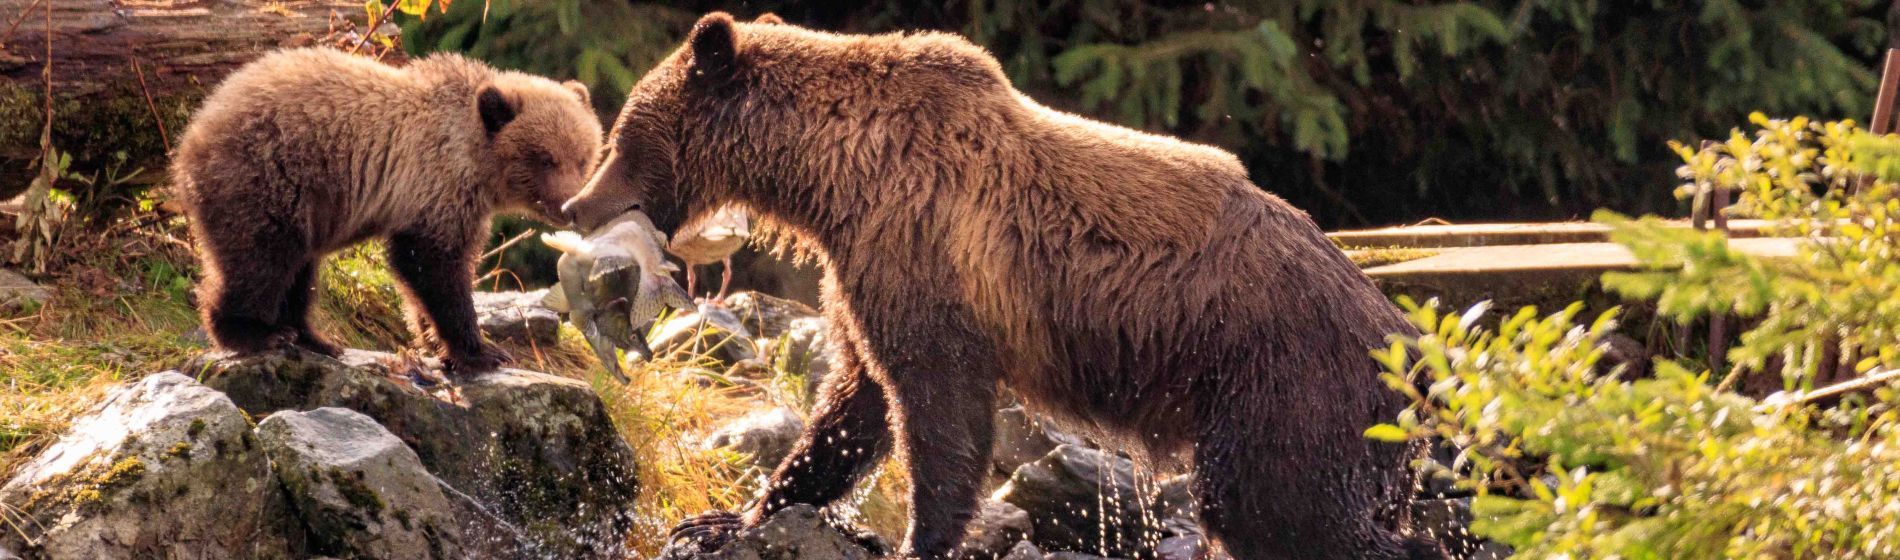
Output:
[
  {"xmin": 997, "ymin": 540, "xmax": 1044, "ymax": 560},
  {"xmin": 993, "ymin": 445, "xmax": 1172, "ymax": 558},
  {"xmin": 186, "ymin": 348, "xmax": 638, "ymax": 558},
  {"xmin": 257, "ymin": 407, "xmax": 466, "ymax": 559},
  {"xmin": 0, "ymin": 372, "xmax": 286, "ymax": 559},
  {"xmin": 0, "ymin": 269, "xmax": 49, "ymax": 311},
  {"xmin": 655, "ymin": 505, "xmax": 881, "ymax": 560},
  {"xmin": 1154, "ymin": 535, "xmax": 1207, "ymax": 560},
  {"xmin": 763, "ymin": 316, "xmax": 834, "ymax": 399},
  {"xmin": 703, "ymin": 408, "xmax": 804, "ymax": 470},
  {"xmin": 473, "ymin": 289, "xmax": 561, "ymax": 346},
  {"xmin": 722, "ymin": 291, "xmax": 820, "ymax": 339},
  {"xmin": 955, "ymin": 499, "xmax": 1033, "ymax": 559},
  {"xmin": 650, "ymin": 304, "xmax": 760, "ymax": 365}
]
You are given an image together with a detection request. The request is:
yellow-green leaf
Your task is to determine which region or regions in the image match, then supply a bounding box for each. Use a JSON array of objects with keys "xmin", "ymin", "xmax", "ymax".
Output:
[{"xmin": 1363, "ymin": 424, "xmax": 1409, "ymax": 442}]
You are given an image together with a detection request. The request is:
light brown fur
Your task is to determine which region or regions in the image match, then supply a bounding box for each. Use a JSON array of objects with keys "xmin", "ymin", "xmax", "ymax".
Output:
[
  {"xmin": 173, "ymin": 48, "xmax": 601, "ymax": 374},
  {"xmin": 568, "ymin": 14, "xmax": 1438, "ymax": 559}
]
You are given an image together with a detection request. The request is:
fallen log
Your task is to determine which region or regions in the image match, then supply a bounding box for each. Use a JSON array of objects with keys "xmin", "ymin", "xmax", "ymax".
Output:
[{"xmin": 0, "ymin": 0, "xmax": 371, "ymax": 199}]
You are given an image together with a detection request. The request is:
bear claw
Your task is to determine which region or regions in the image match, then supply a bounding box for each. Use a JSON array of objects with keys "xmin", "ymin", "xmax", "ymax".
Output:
[
  {"xmin": 668, "ymin": 510, "xmax": 742, "ymax": 553},
  {"xmin": 443, "ymin": 342, "xmax": 511, "ymax": 379}
]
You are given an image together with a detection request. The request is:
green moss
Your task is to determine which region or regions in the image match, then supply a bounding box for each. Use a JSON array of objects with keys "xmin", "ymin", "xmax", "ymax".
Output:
[
  {"xmin": 94, "ymin": 456, "xmax": 146, "ymax": 488},
  {"xmin": 187, "ymin": 418, "xmax": 206, "ymax": 439},
  {"xmin": 71, "ymin": 487, "xmax": 103, "ymax": 506},
  {"xmin": 1346, "ymin": 246, "xmax": 1440, "ymax": 268},
  {"xmin": 0, "ymin": 81, "xmax": 195, "ymax": 173},
  {"xmin": 0, "ymin": 83, "xmax": 38, "ymax": 152},
  {"xmin": 328, "ymin": 468, "xmax": 385, "ymax": 516}
]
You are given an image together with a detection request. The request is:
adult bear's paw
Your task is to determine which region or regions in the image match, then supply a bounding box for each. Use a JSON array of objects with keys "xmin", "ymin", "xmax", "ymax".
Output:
[{"xmin": 668, "ymin": 510, "xmax": 743, "ymax": 553}]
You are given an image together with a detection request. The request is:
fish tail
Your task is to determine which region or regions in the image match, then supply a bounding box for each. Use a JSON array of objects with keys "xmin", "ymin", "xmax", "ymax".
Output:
[{"xmin": 540, "ymin": 231, "xmax": 591, "ymax": 255}]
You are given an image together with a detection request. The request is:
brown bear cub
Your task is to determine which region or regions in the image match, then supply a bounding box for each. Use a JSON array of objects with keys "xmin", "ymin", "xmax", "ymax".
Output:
[
  {"xmin": 173, "ymin": 48, "xmax": 601, "ymax": 375},
  {"xmin": 569, "ymin": 13, "xmax": 1442, "ymax": 560}
]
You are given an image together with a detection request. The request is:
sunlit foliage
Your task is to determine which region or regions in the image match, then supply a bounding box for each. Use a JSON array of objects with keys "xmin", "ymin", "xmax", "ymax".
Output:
[{"xmin": 1372, "ymin": 117, "xmax": 1900, "ymax": 557}]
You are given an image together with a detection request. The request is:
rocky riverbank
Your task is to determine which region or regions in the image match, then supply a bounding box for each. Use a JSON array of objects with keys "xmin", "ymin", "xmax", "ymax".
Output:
[{"xmin": 1, "ymin": 289, "xmax": 1501, "ymax": 559}]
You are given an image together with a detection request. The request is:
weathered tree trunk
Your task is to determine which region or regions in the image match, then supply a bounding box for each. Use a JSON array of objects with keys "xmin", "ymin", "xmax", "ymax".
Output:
[{"xmin": 0, "ymin": 0, "xmax": 367, "ymax": 198}]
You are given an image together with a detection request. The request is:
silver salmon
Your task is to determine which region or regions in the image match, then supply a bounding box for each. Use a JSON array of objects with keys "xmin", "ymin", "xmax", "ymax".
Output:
[{"xmin": 541, "ymin": 211, "xmax": 695, "ymax": 382}]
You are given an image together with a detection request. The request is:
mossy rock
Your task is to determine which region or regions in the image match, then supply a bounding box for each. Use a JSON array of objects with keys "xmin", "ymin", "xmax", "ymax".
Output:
[
  {"xmin": 190, "ymin": 348, "xmax": 639, "ymax": 558},
  {"xmin": 0, "ymin": 372, "xmax": 285, "ymax": 559}
]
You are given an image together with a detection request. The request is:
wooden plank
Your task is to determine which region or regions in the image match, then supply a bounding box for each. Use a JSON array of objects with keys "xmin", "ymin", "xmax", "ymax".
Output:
[
  {"xmin": 1328, "ymin": 219, "xmax": 1780, "ymax": 249},
  {"xmin": 1364, "ymin": 238, "xmax": 1802, "ymax": 277}
]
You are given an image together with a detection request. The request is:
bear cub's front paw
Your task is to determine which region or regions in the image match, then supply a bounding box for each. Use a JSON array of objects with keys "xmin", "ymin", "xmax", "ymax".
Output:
[{"xmin": 443, "ymin": 342, "xmax": 511, "ymax": 378}]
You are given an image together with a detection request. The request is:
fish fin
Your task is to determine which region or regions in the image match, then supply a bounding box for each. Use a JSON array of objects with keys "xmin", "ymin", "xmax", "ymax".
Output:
[
  {"xmin": 662, "ymin": 281, "xmax": 695, "ymax": 310},
  {"xmin": 540, "ymin": 231, "xmax": 590, "ymax": 255},
  {"xmin": 541, "ymin": 286, "xmax": 569, "ymax": 313},
  {"xmin": 588, "ymin": 255, "xmax": 636, "ymax": 281}
]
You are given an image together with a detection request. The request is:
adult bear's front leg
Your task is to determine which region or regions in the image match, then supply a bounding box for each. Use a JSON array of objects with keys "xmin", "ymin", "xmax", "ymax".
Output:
[
  {"xmin": 859, "ymin": 302, "xmax": 1002, "ymax": 559},
  {"xmin": 387, "ymin": 227, "xmax": 508, "ymax": 377},
  {"xmin": 670, "ymin": 328, "xmax": 896, "ymax": 555},
  {"xmin": 749, "ymin": 339, "xmax": 892, "ymax": 520}
]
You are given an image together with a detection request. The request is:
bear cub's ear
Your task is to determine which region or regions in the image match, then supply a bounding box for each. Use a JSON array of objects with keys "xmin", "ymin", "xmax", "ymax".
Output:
[
  {"xmin": 753, "ymin": 13, "xmax": 784, "ymax": 25},
  {"xmin": 689, "ymin": 12, "xmax": 738, "ymax": 79},
  {"xmin": 477, "ymin": 85, "xmax": 517, "ymax": 138},
  {"xmin": 562, "ymin": 80, "xmax": 590, "ymax": 105}
]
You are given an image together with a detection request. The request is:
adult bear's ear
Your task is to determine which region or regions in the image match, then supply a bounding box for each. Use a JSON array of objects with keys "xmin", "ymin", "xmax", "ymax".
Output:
[
  {"xmin": 689, "ymin": 12, "xmax": 738, "ymax": 80},
  {"xmin": 561, "ymin": 80, "xmax": 590, "ymax": 105},
  {"xmin": 754, "ymin": 13, "xmax": 784, "ymax": 25},
  {"xmin": 477, "ymin": 85, "xmax": 517, "ymax": 138}
]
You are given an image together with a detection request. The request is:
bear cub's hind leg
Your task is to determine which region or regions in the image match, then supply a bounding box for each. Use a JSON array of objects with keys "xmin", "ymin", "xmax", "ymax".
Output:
[
  {"xmin": 202, "ymin": 242, "xmax": 302, "ymax": 355},
  {"xmin": 281, "ymin": 261, "xmax": 342, "ymax": 356}
]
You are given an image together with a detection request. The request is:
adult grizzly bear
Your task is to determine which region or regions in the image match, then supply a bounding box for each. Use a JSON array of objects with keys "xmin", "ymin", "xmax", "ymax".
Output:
[
  {"xmin": 173, "ymin": 48, "xmax": 601, "ymax": 375},
  {"xmin": 564, "ymin": 14, "xmax": 1437, "ymax": 559}
]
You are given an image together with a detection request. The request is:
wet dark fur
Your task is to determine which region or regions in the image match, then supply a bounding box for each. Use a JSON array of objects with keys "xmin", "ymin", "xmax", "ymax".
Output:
[
  {"xmin": 567, "ymin": 13, "xmax": 1440, "ymax": 559},
  {"xmin": 172, "ymin": 48, "xmax": 600, "ymax": 375}
]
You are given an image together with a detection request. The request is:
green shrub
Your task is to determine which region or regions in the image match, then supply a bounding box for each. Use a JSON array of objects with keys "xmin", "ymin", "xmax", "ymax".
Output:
[{"xmin": 1374, "ymin": 115, "xmax": 1900, "ymax": 558}]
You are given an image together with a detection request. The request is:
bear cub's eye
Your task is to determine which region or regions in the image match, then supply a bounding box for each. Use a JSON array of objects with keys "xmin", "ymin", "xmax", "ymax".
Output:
[{"xmin": 530, "ymin": 151, "xmax": 557, "ymax": 171}]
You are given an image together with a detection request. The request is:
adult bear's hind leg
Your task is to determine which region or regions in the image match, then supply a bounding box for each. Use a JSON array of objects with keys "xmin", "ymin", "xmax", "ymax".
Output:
[{"xmin": 1192, "ymin": 407, "xmax": 1437, "ymax": 560}]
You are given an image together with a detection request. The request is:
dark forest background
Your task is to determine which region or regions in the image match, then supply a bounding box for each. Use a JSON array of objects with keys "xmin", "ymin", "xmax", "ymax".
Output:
[{"xmin": 406, "ymin": 0, "xmax": 1892, "ymax": 230}]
